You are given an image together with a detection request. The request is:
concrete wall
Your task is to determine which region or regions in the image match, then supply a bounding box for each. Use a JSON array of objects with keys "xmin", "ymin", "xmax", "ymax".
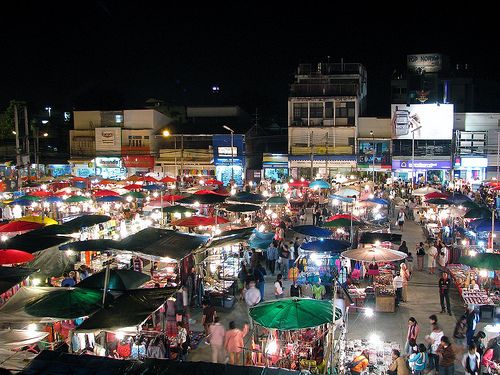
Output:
[
  {"xmin": 73, "ymin": 111, "xmax": 101, "ymax": 130},
  {"xmin": 358, "ymin": 117, "xmax": 392, "ymax": 138}
]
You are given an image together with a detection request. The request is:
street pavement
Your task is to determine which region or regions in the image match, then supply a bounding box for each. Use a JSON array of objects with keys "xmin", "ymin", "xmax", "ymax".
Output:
[{"xmin": 188, "ymin": 217, "xmax": 490, "ymax": 373}]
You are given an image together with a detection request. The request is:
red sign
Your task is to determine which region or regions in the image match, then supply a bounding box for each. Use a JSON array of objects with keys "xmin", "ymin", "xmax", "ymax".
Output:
[{"xmin": 122, "ymin": 156, "xmax": 154, "ymax": 169}]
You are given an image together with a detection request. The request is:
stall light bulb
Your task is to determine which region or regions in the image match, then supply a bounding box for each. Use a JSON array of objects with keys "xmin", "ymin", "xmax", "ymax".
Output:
[
  {"xmin": 461, "ymin": 240, "xmax": 467, "ymax": 246},
  {"xmin": 32, "ymin": 278, "xmax": 41, "ymax": 286},
  {"xmin": 27, "ymin": 323, "xmax": 37, "ymax": 332},
  {"xmin": 332, "ymin": 199, "xmax": 339, "ymax": 205},
  {"xmin": 153, "ymin": 192, "xmax": 159, "ymax": 198},
  {"xmin": 368, "ymin": 333, "xmax": 382, "ymax": 347},
  {"xmin": 289, "ymin": 178, "xmax": 294, "ymax": 183},
  {"xmin": 271, "ymin": 212, "xmax": 278, "ymax": 219},
  {"xmin": 194, "ymin": 201, "xmax": 200, "ymax": 207},
  {"xmin": 185, "ymin": 212, "xmax": 192, "ymax": 217},
  {"xmin": 374, "ymin": 240, "xmax": 381, "ymax": 247},
  {"xmin": 41, "ymin": 184, "xmax": 47, "ymax": 190},
  {"xmin": 369, "ymin": 194, "xmax": 374, "ymax": 199},
  {"xmin": 1, "ymin": 235, "xmax": 7, "ymax": 242},
  {"xmin": 174, "ymin": 212, "xmax": 182, "ymax": 219},
  {"xmin": 364, "ymin": 307, "xmax": 374, "ymax": 318},
  {"xmin": 262, "ymin": 190, "xmax": 269, "ymax": 197},
  {"xmin": 300, "ymin": 177, "xmax": 305, "ymax": 182},
  {"xmin": 477, "ymin": 242, "xmax": 485, "ymax": 248},
  {"xmin": 480, "ymin": 269, "xmax": 488, "ymax": 278},
  {"xmin": 266, "ymin": 340, "xmax": 278, "ymax": 355},
  {"xmin": 126, "ymin": 196, "xmax": 133, "ymax": 203},
  {"xmin": 43, "ymin": 202, "xmax": 50, "ymax": 208},
  {"xmin": 265, "ymin": 209, "xmax": 272, "ymax": 216},
  {"xmin": 214, "ymin": 228, "xmax": 222, "ymax": 235},
  {"xmin": 375, "ymin": 213, "xmax": 382, "ymax": 220},
  {"xmin": 258, "ymin": 225, "xmax": 265, "ymax": 232},
  {"xmin": 401, "ymin": 189, "xmax": 405, "ymax": 194},
  {"xmin": 66, "ymin": 250, "xmax": 75, "ymax": 256},
  {"xmin": 199, "ymin": 180, "xmax": 205, "ymax": 185},
  {"xmin": 230, "ymin": 189, "xmax": 236, "ymax": 196}
]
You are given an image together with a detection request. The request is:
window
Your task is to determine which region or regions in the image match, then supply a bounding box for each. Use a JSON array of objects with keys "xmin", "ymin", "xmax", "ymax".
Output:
[
  {"xmin": 309, "ymin": 102, "xmax": 323, "ymax": 118},
  {"xmin": 115, "ymin": 114, "xmax": 123, "ymax": 123},
  {"xmin": 325, "ymin": 102, "xmax": 333, "ymax": 118},
  {"xmin": 293, "ymin": 103, "xmax": 308, "ymax": 120}
]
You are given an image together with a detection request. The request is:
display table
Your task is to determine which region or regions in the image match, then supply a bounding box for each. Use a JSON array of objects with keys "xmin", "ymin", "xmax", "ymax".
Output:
[
  {"xmin": 344, "ymin": 339, "xmax": 400, "ymax": 374},
  {"xmin": 373, "ymin": 274, "xmax": 396, "ymax": 312}
]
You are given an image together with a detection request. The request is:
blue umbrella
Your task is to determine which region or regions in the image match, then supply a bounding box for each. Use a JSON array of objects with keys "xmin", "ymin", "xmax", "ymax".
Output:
[
  {"xmin": 469, "ymin": 218, "xmax": 500, "ymax": 232},
  {"xmin": 45, "ymin": 196, "xmax": 63, "ymax": 204},
  {"xmin": 96, "ymin": 196, "xmax": 124, "ymax": 203},
  {"xmin": 447, "ymin": 193, "xmax": 472, "ymax": 204},
  {"xmin": 329, "ymin": 194, "xmax": 355, "ymax": 203},
  {"xmin": 309, "ymin": 180, "xmax": 331, "ymax": 189},
  {"xmin": 142, "ymin": 184, "xmax": 162, "ymax": 191},
  {"xmin": 301, "ymin": 239, "xmax": 351, "ymax": 252},
  {"xmin": 248, "ymin": 231, "xmax": 275, "ymax": 250},
  {"xmin": 291, "ymin": 225, "xmax": 332, "ymax": 238},
  {"xmin": 361, "ymin": 198, "xmax": 389, "ymax": 205},
  {"xmin": 9, "ymin": 199, "xmax": 34, "ymax": 206},
  {"xmin": 72, "ymin": 181, "xmax": 87, "ymax": 189}
]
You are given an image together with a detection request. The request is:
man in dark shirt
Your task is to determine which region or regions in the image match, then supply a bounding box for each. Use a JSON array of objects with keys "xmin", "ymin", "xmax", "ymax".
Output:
[
  {"xmin": 290, "ymin": 281, "xmax": 301, "ymax": 297},
  {"xmin": 254, "ymin": 262, "xmax": 267, "ymax": 301},
  {"xmin": 439, "ymin": 272, "xmax": 452, "ymax": 315}
]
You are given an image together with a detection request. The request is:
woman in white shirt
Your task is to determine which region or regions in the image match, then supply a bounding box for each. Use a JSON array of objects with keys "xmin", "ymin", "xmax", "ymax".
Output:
[
  {"xmin": 425, "ymin": 323, "xmax": 443, "ymax": 372},
  {"xmin": 274, "ymin": 274, "xmax": 284, "ymax": 299}
]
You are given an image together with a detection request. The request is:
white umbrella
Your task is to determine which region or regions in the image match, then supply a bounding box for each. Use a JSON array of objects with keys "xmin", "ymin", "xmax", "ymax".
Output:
[
  {"xmin": 412, "ymin": 187, "xmax": 440, "ymax": 196},
  {"xmin": 55, "ymin": 187, "xmax": 81, "ymax": 194},
  {"xmin": 112, "ymin": 188, "xmax": 130, "ymax": 195},
  {"xmin": 341, "ymin": 247, "xmax": 407, "ymax": 262},
  {"xmin": 337, "ymin": 187, "xmax": 360, "ymax": 197}
]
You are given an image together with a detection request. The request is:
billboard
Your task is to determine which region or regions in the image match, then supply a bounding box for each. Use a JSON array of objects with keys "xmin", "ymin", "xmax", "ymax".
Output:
[
  {"xmin": 95, "ymin": 127, "xmax": 121, "ymax": 152},
  {"xmin": 407, "ymin": 53, "xmax": 442, "ymax": 73},
  {"xmin": 391, "ymin": 104, "xmax": 453, "ymax": 140},
  {"xmin": 357, "ymin": 140, "xmax": 391, "ymax": 169}
]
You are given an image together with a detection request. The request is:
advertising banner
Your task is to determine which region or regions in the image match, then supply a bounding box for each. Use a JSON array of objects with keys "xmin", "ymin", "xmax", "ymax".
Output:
[
  {"xmin": 392, "ymin": 159, "xmax": 451, "ymax": 170},
  {"xmin": 407, "ymin": 53, "xmax": 443, "ymax": 73},
  {"xmin": 95, "ymin": 127, "xmax": 121, "ymax": 152},
  {"xmin": 390, "ymin": 104, "xmax": 453, "ymax": 140}
]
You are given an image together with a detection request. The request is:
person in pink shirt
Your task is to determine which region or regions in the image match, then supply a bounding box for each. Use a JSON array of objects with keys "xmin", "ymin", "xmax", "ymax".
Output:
[
  {"xmin": 208, "ymin": 317, "xmax": 226, "ymax": 363},
  {"xmin": 224, "ymin": 320, "xmax": 249, "ymax": 365}
]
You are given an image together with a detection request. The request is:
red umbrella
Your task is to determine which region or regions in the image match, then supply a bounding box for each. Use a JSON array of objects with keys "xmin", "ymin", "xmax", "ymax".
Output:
[
  {"xmin": 424, "ymin": 192, "xmax": 449, "ymax": 200},
  {"xmin": 163, "ymin": 194, "xmax": 186, "ymax": 202},
  {"xmin": 93, "ymin": 189, "xmax": 120, "ymax": 197},
  {"xmin": 288, "ymin": 180, "xmax": 310, "ymax": 188},
  {"xmin": 171, "ymin": 215, "xmax": 230, "ymax": 227},
  {"xmin": 326, "ymin": 213, "xmax": 361, "ymax": 222},
  {"xmin": 0, "ymin": 221, "xmax": 44, "ymax": 233},
  {"xmin": 160, "ymin": 176, "xmax": 177, "ymax": 183},
  {"xmin": 71, "ymin": 177, "xmax": 88, "ymax": 182},
  {"xmin": 96, "ymin": 179, "xmax": 118, "ymax": 185},
  {"xmin": 127, "ymin": 175, "xmax": 141, "ymax": 182},
  {"xmin": 0, "ymin": 249, "xmax": 34, "ymax": 265},
  {"xmin": 29, "ymin": 191, "xmax": 54, "ymax": 198},
  {"xmin": 485, "ymin": 181, "xmax": 500, "ymax": 187},
  {"xmin": 124, "ymin": 184, "xmax": 143, "ymax": 190},
  {"xmin": 138, "ymin": 176, "xmax": 159, "ymax": 183},
  {"xmin": 50, "ymin": 182, "xmax": 70, "ymax": 190},
  {"xmin": 194, "ymin": 189, "xmax": 229, "ymax": 196},
  {"xmin": 204, "ymin": 178, "xmax": 224, "ymax": 185}
]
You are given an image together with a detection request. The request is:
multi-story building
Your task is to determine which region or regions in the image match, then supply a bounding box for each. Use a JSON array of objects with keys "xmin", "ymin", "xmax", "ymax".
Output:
[
  {"xmin": 357, "ymin": 117, "xmax": 392, "ymax": 181},
  {"xmin": 70, "ymin": 109, "xmax": 171, "ymax": 178},
  {"xmin": 287, "ymin": 61, "xmax": 367, "ymax": 179}
]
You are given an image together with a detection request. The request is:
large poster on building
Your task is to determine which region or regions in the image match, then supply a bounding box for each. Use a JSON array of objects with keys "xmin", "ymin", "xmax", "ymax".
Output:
[
  {"xmin": 390, "ymin": 104, "xmax": 453, "ymax": 140},
  {"xmin": 95, "ymin": 127, "xmax": 121, "ymax": 152},
  {"xmin": 407, "ymin": 53, "xmax": 443, "ymax": 73}
]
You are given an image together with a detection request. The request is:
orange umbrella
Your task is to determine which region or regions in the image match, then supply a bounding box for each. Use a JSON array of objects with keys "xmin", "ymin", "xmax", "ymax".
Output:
[{"xmin": 127, "ymin": 175, "xmax": 141, "ymax": 182}]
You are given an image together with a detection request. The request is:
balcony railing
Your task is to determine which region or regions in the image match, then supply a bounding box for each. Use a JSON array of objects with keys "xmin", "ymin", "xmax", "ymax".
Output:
[{"xmin": 290, "ymin": 83, "xmax": 359, "ymax": 97}]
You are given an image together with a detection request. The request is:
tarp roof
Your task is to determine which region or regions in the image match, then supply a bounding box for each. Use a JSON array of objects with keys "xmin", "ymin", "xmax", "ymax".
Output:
[
  {"xmin": 117, "ymin": 228, "xmax": 208, "ymax": 259},
  {"xmin": 76, "ymin": 288, "xmax": 175, "ymax": 332},
  {"xmin": 0, "ymin": 329, "xmax": 48, "ymax": 348},
  {"xmin": 0, "ymin": 287, "xmax": 61, "ymax": 323},
  {"xmin": 64, "ymin": 215, "xmax": 111, "ymax": 230},
  {"xmin": 359, "ymin": 232, "xmax": 402, "ymax": 245},
  {"xmin": 59, "ymin": 239, "xmax": 121, "ymax": 252},
  {"xmin": 205, "ymin": 227, "xmax": 255, "ymax": 249}
]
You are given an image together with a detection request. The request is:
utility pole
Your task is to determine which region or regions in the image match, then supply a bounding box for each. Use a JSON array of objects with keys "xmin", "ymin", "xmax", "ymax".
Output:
[
  {"xmin": 24, "ymin": 106, "xmax": 30, "ymax": 179},
  {"xmin": 14, "ymin": 105, "xmax": 22, "ymax": 190}
]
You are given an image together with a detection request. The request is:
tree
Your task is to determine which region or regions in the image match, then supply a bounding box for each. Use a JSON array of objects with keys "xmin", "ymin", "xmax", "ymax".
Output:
[{"xmin": 0, "ymin": 100, "xmax": 25, "ymax": 139}]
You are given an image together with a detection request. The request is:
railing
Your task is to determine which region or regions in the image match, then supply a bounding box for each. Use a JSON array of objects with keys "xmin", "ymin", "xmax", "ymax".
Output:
[
  {"xmin": 291, "ymin": 146, "xmax": 354, "ymax": 155},
  {"xmin": 290, "ymin": 83, "xmax": 359, "ymax": 97},
  {"xmin": 297, "ymin": 63, "xmax": 363, "ymax": 75}
]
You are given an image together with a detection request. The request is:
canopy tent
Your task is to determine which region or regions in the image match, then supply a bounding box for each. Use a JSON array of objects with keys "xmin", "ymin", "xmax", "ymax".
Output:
[
  {"xmin": 26, "ymin": 247, "xmax": 75, "ymax": 281},
  {"xmin": 77, "ymin": 269, "xmax": 151, "ymax": 290},
  {"xmin": 323, "ymin": 218, "xmax": 363, "ymax": 228},
  {"xmin": 468, "ymin": 218, "xmax": 500, "ymax": 232},
  {"xmin": 0, "ymin": 266, "xmax": 38, "ymax": 294},
  {"xmin": 124, "ymin": 184, "xmax": 143, "ymax": 190},
  {"xmin": 300, "ymin": 239, "xmax": 351, "ymax": 252},
  {"xmin": 459, "ymin": 253, "xmax": 500, "ymax": 271},
  {"xmin": 138, "ymin": 176, "xmax": 159, "ymax": 183},
  {"xmin": 203, "ymin": 178, "xmax": 224, "ymax": 185},
  {"xmin": 64, "ymin": 215, "xmax": 111, "ymax": 230},
  {"xmin": 117, "ymin": 228, "xmax": 209, "ymax": 259},
  {"xmin": 45, "ymin": 196, "xmax": 63, "ymax": 204},
  {"xmin": 329, "ymin": 194, "xmax": 355, "ymax": 203},
  {"xmin": 76, "ymin": 288, "xmax": 175, "ymax": 332},
  {"xmin": 248, "ymin": 231, "xmax": 275, "ymax": 250},
  {"xmin": 0, "ymin": 249, "xmax": 34, "ymax": 265},
  {"xmin": 291, "ymin": 225, "xmax": 332, "ymax": 238},
  {"xmin": 177, "ymin": 193, "xmax": 227, "ymax": 205},
  {"xmin": 249, "ymin": 298, "xmax": 342, "ymax": 331},
  {"xmin": 194, "ymin": 189, "xmax": 229, "ymax": 196},
  {"xmin": 93, "ymin": 189, "xmax": 120, "ymax": 197},
  {"xmin": 464, "ymin": 207, "xmax": 492, "ymax": 219},
  {"xmin": 15, "ymin": 216, "xmax": 58, "ymax": 225},
  {"xmin": 160, "ymin": 176, "xmax": 177, "ymax": 183},
  {"xmin": 223, "ymin": 203, "xmax": 261, "ymax": 213},
  {"xmin": 206, "ymin": 227, "xmax": 256, "ymax": 249},
  {"xmin": 0, "ymin": 228, "xmax": 73, "ymax": 253},
  {"xmin": 0, "ymin": 221, "xmax": 44, "ymax": 233},
  {"xmin": 341, "ymin": 247, "xmax": 407, "ymax": 262},
  {"xmin": 336, "ymin": 188, "xmax": 360, "ymax": 197},
  {"xmin": 171, "ymin": 215, "xmax": 229, "ymax": 227},
  {"xmin": 0, "ymin": 329, "xmax": 48, "ymax": 348},
  {"xmin": 412, "ymin": 187, "xmax": 440, "ymax": 196},
  {"xmin": 64, "ymin": 195, "xmax": 91, "ymax": 203},
  {"xmin": 28, "ymin": 191, "xmax": 53, "ymax": 198},
  {"xmin": 227, "ymin": 192, "xmax": 266, "ymax": 204},
  {"xmin": 326, "ymin": 214, "xmax": 361, "ymax": 222},
  {"xmin": 458, "ymin": 200, "xmax": 479, "ymax": 209},
  {"xmin": 309, "ymin": 180, "xmax": 331, "ymax": 189},
  {"xmin": 359, "ymin": 232, "xmax": 402, "ymax": 245},
  {"xmin": 141, "ymin": 184, "xmax": 162, "ymax": 191},
  {"xmin": 16, "ymin": 195, "xmax": 41, "ymax": 202},
  {"xmin": 122, "ymin": 191, "xmax": 146, "ymax": 199},
  {"xmin": 59, "ymin": 239, "xmax": 121, "ymax": 252},
  {"xmin": 266, "ymin": 196, "xmax": 288, "ymax": 205},
  {"xmin": 9, "ymin": 198, "xmax": 38, "ymax": 206}
]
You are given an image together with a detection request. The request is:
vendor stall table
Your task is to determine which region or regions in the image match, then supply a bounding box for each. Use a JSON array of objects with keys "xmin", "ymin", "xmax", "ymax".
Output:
[{"xmin": 343, "ymin": 339, "xmax": 401, "ymax": 374}]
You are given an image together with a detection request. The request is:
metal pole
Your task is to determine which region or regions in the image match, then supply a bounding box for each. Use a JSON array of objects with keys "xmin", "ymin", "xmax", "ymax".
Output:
[
  {"xmin": 180, "ymin": 134, "xmax": 184, "ymax": 178},
  {"xmin": 310, "ymin": 130, "xmax": 314, "ymax": 179},
  {"xmin": 491, "ymin": 208, "xmax": 496, "ymax": 251},
  {"xmin": 14, "ymin": 105, "xmax": 22, "ymax": 190},
  {"xmin": 372, "ymin": 133, "xmax": 375, "ymax": 185},
  {"xmin": 497, "ymin": 131, "xmax": 499, "ymax": 181},
  {"xmin": 412, "ymin": 130, "xmax": 415, "ymax": 189},
  {"xmin": 36, "ymin": 130, "xmax": 40, "ymax": 179},
  {"xmin": 230, "ymin": 131, "xmax": 234, "ymax": 181},
  {"xmin": 174, "ymin": 136, "xmax": 177, "ymax": 177},
  {"xmin": 160, "ymin": 188, "xmax": 164, "ymax": 227},
  {"xmin": 102, "ymin": 261, "xmax": 111, "ymax": 306}
]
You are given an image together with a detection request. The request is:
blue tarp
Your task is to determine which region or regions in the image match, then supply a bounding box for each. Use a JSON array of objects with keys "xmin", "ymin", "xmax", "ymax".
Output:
[
  {"xmin": 300, "ymin": 239, "xmax": 350, "ymax": 252},
  {"xmin": 291, "ymin": 225, "xmax": 332, "ymax": 237},
  {"xmin": 248, "ymin": 231, "xmax": 275, "ymax": 250}
]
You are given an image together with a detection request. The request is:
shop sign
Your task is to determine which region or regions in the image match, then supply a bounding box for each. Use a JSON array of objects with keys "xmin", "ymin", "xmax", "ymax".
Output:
[
  {"xmin": 390, "ymin": 104, "xmax": 453, "ymax": 140},
  {"xmin": 407, "ymin": 53, "xmax": 443, "ymax": 73},
  {"xmin": 459, "ymin": 158, "xmax": 488, "ymax": 168},
  {"xmin": 95, "ymin": 127, "xmax": 121, "ymax": 152},
  {"xmin": 95, "ymin": 157, "xmax": 122, "ymax": 169},
  {"xmin": 392, "ymin": 160, "xmax": 451, "ymax": 170}
]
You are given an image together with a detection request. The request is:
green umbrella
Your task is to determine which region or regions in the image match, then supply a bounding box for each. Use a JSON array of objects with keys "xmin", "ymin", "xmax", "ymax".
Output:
[
  {"xmin": 122, "ymin": 191, "xmax": 146, "ymax": 199},
  {"xmin": 19, "ymin": 195, "xmax": 41, "ymax": 202},
  {"xmin": 224, "ymin": 204, "xmax": 261, "ymax": 213},
  {"xmin": 464, "ymin": 207, "xmax": 492, "ymax": 219},
  {"xmin": 323, "ymin": 218, "xmax": 362, "ymax": 227},
  {"xmin": 249, "ymin": 297, "xmax": 341, "ymax": 330},
  {"xmin": 266, "ymin": 196, "xmax": 288, "ymax": 205},
  {"xmin": 64, "ymin": 195, "xmax": 91, "ymax": 203},
  {"xmin": 76, "ymin": 269, "xmax": 151, "ymax": 290},
  {"xmin": 459, "ymin": 253, "xmax": 500, "ymax": 271},
  {"xmin": 161, "ymin": 205, "xmax": 197, "ymax": 214},
  {"xmin": 24, "ymin": 288, "xmax": 104, "ymax": 319}
]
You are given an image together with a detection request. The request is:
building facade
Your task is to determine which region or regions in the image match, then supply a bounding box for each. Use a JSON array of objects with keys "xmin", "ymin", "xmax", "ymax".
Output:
[{"xmin": 288, "ymin": 62, "xmax": 367, "ymax": 179}]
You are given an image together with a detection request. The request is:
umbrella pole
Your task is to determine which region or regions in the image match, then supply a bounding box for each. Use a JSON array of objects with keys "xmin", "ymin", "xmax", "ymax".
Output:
[
  {"xmin": 491, "ymin": 209, "xmax": 496, "ymax": 251},
  {"xmin": 102, "ymin": 260, "xmax": 111, "ymax": 306}
]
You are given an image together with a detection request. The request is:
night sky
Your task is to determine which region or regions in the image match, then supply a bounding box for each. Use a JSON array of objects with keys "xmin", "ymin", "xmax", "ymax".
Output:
[{"xmin": 1, "ymin": 3, "xmax": 498, "ymax": 121}]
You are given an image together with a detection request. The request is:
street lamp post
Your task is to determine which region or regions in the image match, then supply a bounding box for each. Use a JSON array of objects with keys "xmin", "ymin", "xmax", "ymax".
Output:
[
  {"xmin": 35, "ymin": 129, "xmax": 48, "ymax": 179},
  {"xmin": 411, "ymin": 126, "xmax": 423, "ymax": 189},
  {"xmin": 370, "ymin": 130, "xmax": 375, "ymax": 184},
  {"xmin": 223, "ymin": 125, "xmax": 235, "ymax": 182}
]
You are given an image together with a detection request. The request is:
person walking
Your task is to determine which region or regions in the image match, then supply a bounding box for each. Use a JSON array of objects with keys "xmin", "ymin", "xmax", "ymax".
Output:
[
  {"xmin": 416, "ymin": 242, "xmax": 426, "ymax": 271},
  {"xmin": 398, "ymin": 240, "xmax": 409, "ymax": 254},
  {"xmin": 436, "ymin": 336, "xmax": 456, "ymax": 375},
  {"xmin": 388, "ymin": 349, "xmax": 409, "ymax": 375},
  {"xmin": 405, "ymin": 317, "xmax": 420, "ymax": 355},
  {"xmin": 290, "ymin": 281, "xmax": 301, "ymax": 297},
  {"xmin": 438, "ymin": 272, "xmax": 452, "ymax": 316},
  {"xmin": 208, "ymin": 317, "xmax": 226, "ymax": 363},
  {"xmin": 244, "ymin": 280, "xmax": 261, "ymax": 329},
  {"xmin": 279, "ymin": 245, "xmax": 290, "ymax": 280},
  {"xmin": 466, "ymin": 306, "xmax": 479, "ymax": 346},
  {"xmin": 201, "ymin": 300, "xmax": 217, "ymax": 338},
  {"xmin": 461, "ymin": 343, "xmax": 480, "ymax": 375},
  {"xmin": 253, "ymin": 262, "xmax": 267, "ymax": 302},
  {"xmin": 427, "ymin": 242, "xmax": 438, "ymax": 275},
  {"xmin": 400, "ymin": 263, "xmax": 410, "ymax": 302},
  {"xmin": 266, "ymin": 241, "xmax": 278, "ymax": 276},
  {"xmin": 176, "ymin": 321, "xmax": 189, "ymax": 361},
  {"xmin": 224, "ymin": 321, "xmax": 249, "ymax": 365},
  {"xmin": 397, "ymin": 208, "xmax": 405, "ymax": 232},
  {"xmin": 393, "ymin": 272, "xmax": 403, "ymax": 307},
  {"xmin": 425, "ymin": 323, "xmax": 444, "ymax": 373},
  {"xmin": 408, "ymin": 344, "xmax": 428, "ymax": 375},
  {"xmin": 274, "ymin": 274, "xmax": 284, "ymax": 299}
]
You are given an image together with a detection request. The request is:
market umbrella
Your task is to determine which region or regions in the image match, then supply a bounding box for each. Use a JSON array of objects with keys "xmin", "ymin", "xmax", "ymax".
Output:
[
  {"xmin": 424, "ymin": 192, "xmax": 449, "ymax": 200},
  {"xmin": 0, "ymin": 329, "xmax": 48, "ymax": 348},
  {"xmin": 64, "ymin": 195, "xmax": 91, "ymax": 203},
  {"xmin": 124, "ymin": 184, "xmax": 143, "ymax": 190},
  {"xmin": 0, "ymin": 249, "xmax": 35, "ymax": 265},
  {"xmin": 336, "ymin": 188, "xmax": 360, "ymax": 197},
  {"xmin": 459, "ymin": 253, "xmax": 500, "ymax": 271},
  {"xmin": 249, "ymin": 298, "xmax": 342, "ymax": 330},
  {"xmin": 96, "ymin": 179, "xmax": 119, "ymax": 185},
  {"xmin": 291, "ymin": 225, "xmax": 332, "ymax": 237},
  {"xmin": 0, "ymin": 221, "xmax": 44, "ymax": 233},
  {"xmin": 425, "ymin": 198, "xmax": 452, "ymax": 206},
  {"xmin": 469, "ymin": 219, "xmax": 500, "ymax": 232},
  {"xmin": 412, "ymin": 187, "xmax": 440, "ymax": 196},
  {"xmin": 326, "ymin": 214, "xmax": 361, "ymax": 222},
  {"xmin": 64, "ymin": 215, "xmax": 111, "ymax": 229},
  {"xmin": 248, "ymin": 231, "xmax": 275, "ymax": 250},
  {"xmin": 122, "ymin": 191, "xmax": 146, "ymax": 199},
  {"xmin": 59, "ymin": 239, "xmax": 120, "ymax": 252},
  {"xmin": 162, "ymin": 194, "xmax": 187, "ymax": 202},
  {"xmin": 177, "ymin": 193, "xmax": 227, "ymax": 205},
  {"xmin": 223, "ymin": 204, "xmax": 261, "ymax": 213},
  {"xmin": 28, "ymin": 191, "xmax": 53, "ymax": 198},
  {"xmin": 171, "ymin": 215, "xmax": 230, "ymax": 227},
  {"xmin": 18, "ymin": 195, "xmax": 41, "ymax": 202},
  {"xmin": 161, "ymin": 205, "xmax": 197, "ymax": 215},
  {"xmin": 266, "ymin": 196, "xmax": 288, "ymax": 205},
  {"xmin": 447, "ymin": 193, "xmax": 472, "ymax": 204},
  {"xmin": 126, "ymin": 175, "xmax": 141, "ymax": 182},
  {"xmin": 0, "ymin": 266, "xmax": 38, "ymax": 294},
  {"xmin": 300, "ymin": 239, "xmax": 351, "ymax": 252},
  {"xmin": 160, "ymin": 176, "xmax": 177, "ymax": 183},
  {"xmin": 341, "ymin": 247, "xmax": 407, "ymax": 262},
  {"xmin": 138, "ymin": 176, "xmax": 159, "ymax": 183},
  {"xmin": 464, "ymin": 207, "xmax": 492, "ymax": 219},
  {"xmin": 288, "ymin": 180, "xmax": 310, "ymax": 188},
  {"xmin": 228, "ymin": 191, "xmax": 266, "ymax": 204},
  {"xmin": 15, "ymin": 216, "xmax": 58, "ymax": 226},
  {"xmin": 76, "ymin": 269, "xmax": 150, "ymax": 290},
  {"xmin": 359, "ymin": 232, "xmax": 402, "ymax": 245},
  {"xmin": 24, "ymin": 287, "xmax": 104, "ymax": 319},
  {"xmin": 457, "ymin": 200, "xmax": 479, "ymax": 209},
  {"xmin": 45, "ymin": 196, "xmax": 63, "ymax": 204},
  {"xmin": 309, "ymin": 180, "xmax": 331, "ymax": 189},
  {"xmin": 141, "ymin": 184, "xmax": 162, "ymax": 191},
  {"xmin": 194, "ymin": 189, "xmax": 229, "ymax": 196},
  {"xmin": 323, "ymin": 218, "xmax": 362, "ymax": 228},
  {"xmin": 96, "ymin": 195, "xmax": 124, "ymax": 203},
  {"xmin": 329, "ymin": 194, "xmax": 355, "ymax": 203},
  {"xmin": 93, "ymin": 189, "xmax": 120, "ymax": 197},
  {"xmin": 360, "ymin": 198, "xmax": 390, "ymax": 206},
  {"xmin": 55, "ymin": 187, "xmax": 82, "ymax": 195},
  {"xmin": 203, "ymin": 178, "xmax": 223, "ymax": 185},
  {"xmin": 71, "ymin": 177, "xmax": 88, "ymax": 182}
]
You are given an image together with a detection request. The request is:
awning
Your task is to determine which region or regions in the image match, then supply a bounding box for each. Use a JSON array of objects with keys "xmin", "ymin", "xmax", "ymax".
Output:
[
  {"xmin": 76, "ymin": 269, "xmax": 151, "ymax": 290},
  {"xmin": 122, "ymin": 155, "xmax": 155, "ymax": 169},
  {"xmin": 205, "ymin": 227, "xmax": 255, "ymax": 249}
]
